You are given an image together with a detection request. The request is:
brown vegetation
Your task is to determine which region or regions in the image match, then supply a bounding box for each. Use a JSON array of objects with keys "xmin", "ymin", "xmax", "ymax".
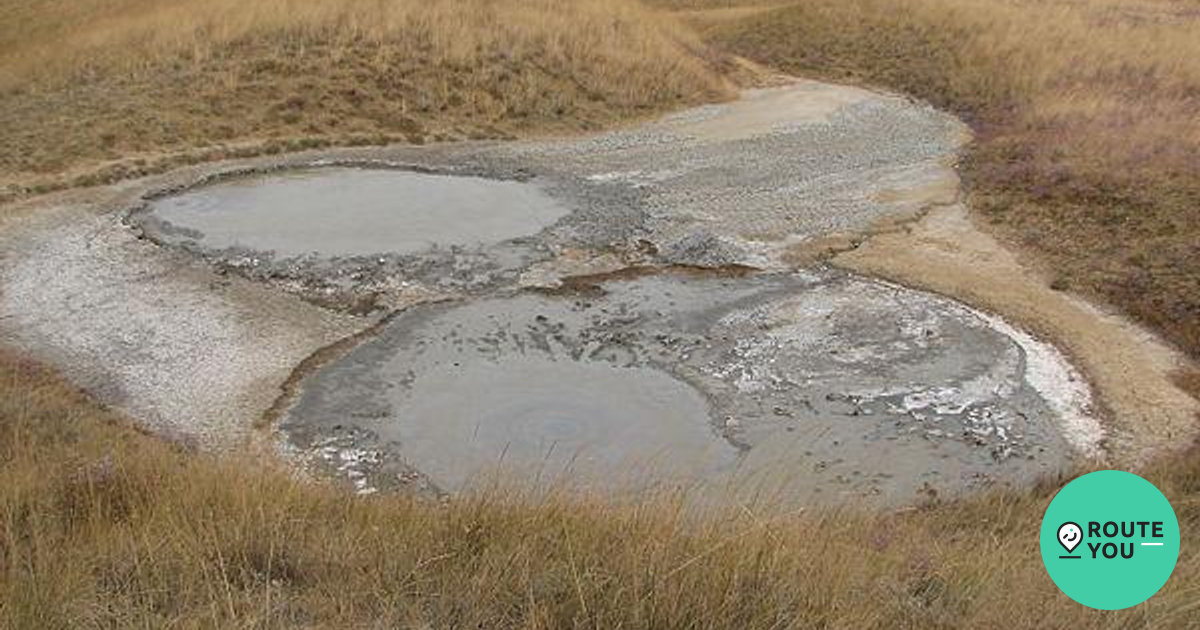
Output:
[
  {"xmin": 3, "ymin": 351, "xmax": 1199, "ymax": 628},
  {"xmin": 3, "ymin": 1, "xmax": 1200, "ymax": 627},
  {"xmin": 0, "ymin": 0, "xmax": 731, "ymax": 196},
  {"xmin": 668, "ymin": 0, "xmax": 1200, "ymax": 363}
]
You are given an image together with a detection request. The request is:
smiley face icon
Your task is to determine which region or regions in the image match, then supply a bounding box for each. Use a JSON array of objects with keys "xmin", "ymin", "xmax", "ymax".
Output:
[{"xmin": 1058, "ymin": 522, "xmax": 1082, "ymax": 555}]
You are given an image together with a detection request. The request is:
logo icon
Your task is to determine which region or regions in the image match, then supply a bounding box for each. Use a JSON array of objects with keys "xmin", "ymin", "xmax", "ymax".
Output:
[
  {"xmin": 1040, "ymin": 470, "xmax": 1180, "ymax": 610},
  {"xmin": 1057, "ymin": 521, "xmax": 1082, "ymax": 557}
]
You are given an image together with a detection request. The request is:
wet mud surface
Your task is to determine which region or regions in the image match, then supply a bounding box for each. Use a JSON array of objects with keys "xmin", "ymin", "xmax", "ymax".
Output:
[
  {"xmin": 143, "ymin": 167, "xmax": 570, "ymax": 258},
  {"xmin": 283, "ymin": 269, "xmax": 1090, "ymax": 504}
]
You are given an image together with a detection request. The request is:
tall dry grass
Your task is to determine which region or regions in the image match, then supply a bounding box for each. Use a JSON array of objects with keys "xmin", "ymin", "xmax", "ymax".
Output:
[
  {"xmin": 3, "ymin": 2, "xmax": 1200, "ymax": 627},
  {"xmin": 0, "ymin": 0, "xmax": 723, "ymax": 92},
  {"xmin": 668, "ymin": 0, "xmax": 1200, "ymax": 362},
  {"xmin": 0, "ymin": 0, "xmax": 731, "ymax": 193},
  {"xmin": 3, "ymin": 351, "xmax": 1199, "ymax": 628}
]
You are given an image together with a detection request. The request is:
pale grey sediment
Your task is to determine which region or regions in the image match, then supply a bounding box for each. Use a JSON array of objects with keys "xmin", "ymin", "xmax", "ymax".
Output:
[{"xmin": 0, "ymin": 202, "xmax": 363, "ymax": 448}]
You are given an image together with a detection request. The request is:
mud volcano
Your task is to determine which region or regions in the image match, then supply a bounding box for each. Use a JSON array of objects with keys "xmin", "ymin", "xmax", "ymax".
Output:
[
  {"xmin": 5, "ymin": 83, "xmax": 1122, "ymax": 507},
  {"xmin": 142, "ymin": 167, "xmax": 570, "ymax": 258},
  {"xmin": 282, "ymin": 270, "xmax": 1095, "ymax": 503}
]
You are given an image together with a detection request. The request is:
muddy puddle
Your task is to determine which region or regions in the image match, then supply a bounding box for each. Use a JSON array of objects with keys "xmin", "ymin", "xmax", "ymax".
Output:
[
  {"xmin": 281, "ymin": 269, "xmax": 1095, "ymax": 504},
  {"xmin": 140, "ymin": 167, "xmax": 570, "ymax": 259}
]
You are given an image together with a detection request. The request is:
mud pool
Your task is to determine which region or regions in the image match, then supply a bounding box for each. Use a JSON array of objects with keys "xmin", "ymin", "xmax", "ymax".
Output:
[
  {"xmin": 141, "ymin": 167, "xmax": 570, "ymax": 258},
  {"xmin": 282, "ymin": 270, "xmax": 1094, "ymax": 503},
  {"xmin": 3, "ymin": 81, "xmax": 1133, "ymax": 507}
]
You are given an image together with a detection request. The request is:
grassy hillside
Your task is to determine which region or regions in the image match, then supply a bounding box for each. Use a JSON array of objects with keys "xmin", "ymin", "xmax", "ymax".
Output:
[
  {"xmin": 667, "ymin": 0, "xmax": 1200, "ymax": 366},
  {"xmin": 0, "ymin": 0, "xmax": 731, "ymax": 196},
  {"xmin": 3, "ymin": 1, "xmax": 1200, "ymax": 627},
  {"xmin": 3, "ymin": 351, "xmax": 1199, "ymax": 628}
]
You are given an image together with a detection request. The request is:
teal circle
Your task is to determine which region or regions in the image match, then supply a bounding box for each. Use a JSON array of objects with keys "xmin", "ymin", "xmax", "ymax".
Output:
[{"xmin": 1040, "ymin": 470, "xmax": 1179, "ymax": 610}]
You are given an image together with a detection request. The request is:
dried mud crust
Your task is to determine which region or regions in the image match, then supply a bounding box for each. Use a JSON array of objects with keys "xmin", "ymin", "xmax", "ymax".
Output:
[{"xmin": 0, "ymin": 195, "xmax": 365, "ymax": 449}]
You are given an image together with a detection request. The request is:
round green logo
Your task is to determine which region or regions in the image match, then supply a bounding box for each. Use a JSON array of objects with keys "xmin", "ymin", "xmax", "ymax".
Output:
[{"xmin": 1040, "ymin": 470, "xmax": 1179, "ymax": 609}]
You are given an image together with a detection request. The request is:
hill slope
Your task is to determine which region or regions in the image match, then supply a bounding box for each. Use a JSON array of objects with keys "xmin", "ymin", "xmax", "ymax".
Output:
[{"xmin": 0, "ymin": 0, "xmax": 731, "ymax": 195}]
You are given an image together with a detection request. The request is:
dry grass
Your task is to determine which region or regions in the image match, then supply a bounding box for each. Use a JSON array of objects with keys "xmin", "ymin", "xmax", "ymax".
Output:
[
  {"xmin": 663, "ymin": 0, "xmax": 1200, "ymax": 362},
  {"xmin": 3, "ymin": 352, "xmax": 1200, "ymax": 628},
  {"xmin": 4, "ymin": 1, "xmax": 1200, "ymax": 627},
  {"xmin": 0, "ymin": 0, "xmax": 732, "ymax": 196}
]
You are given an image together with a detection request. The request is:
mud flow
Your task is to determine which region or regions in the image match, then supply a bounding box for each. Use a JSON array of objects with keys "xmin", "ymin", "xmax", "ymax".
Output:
[
  {"xmin": 141, "ymin": 167, "xmax": 569, "ymax": 258},
  {"xmin": 282, "ymin": 269, "xmax": 1092, "ymax": 504}
]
